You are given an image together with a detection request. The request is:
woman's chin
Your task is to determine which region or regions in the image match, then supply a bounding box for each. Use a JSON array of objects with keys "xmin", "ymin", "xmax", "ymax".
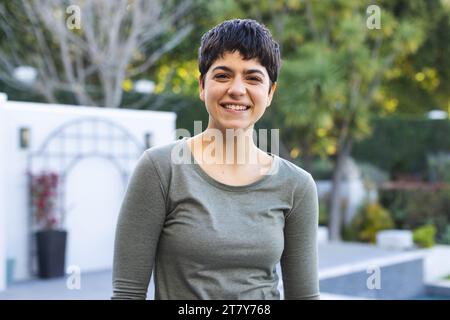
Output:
[{"xmin": 220, "ymin": 121, "xmax": 253, "ymax": 132}]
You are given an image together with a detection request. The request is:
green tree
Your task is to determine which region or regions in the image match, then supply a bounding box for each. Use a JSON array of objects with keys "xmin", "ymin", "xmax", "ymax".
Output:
[
  {"xmin": 374, "ymin": 0, "xmax": 450, "ymax": 115},
  {"xmin": 0, "ymin": 0, "xmax": 195, "ymax": 108},
  {"xmin": 116, "ymin": 0, "xmax": 448, "ymax": 241}
]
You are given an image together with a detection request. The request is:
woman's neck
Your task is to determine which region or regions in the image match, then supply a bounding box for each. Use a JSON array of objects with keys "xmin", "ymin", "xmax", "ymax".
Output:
[{"xmin": 191, "ymin": 127, "xmax": 267, "ymax": 167}]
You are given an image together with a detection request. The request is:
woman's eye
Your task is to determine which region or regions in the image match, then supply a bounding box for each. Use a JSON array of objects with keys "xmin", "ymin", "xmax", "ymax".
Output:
[
  {"xmin": 248, "ymin": 77, "xmax": 262, "ymax": 82},
  {"xmin": 214, "ymin": 74, "xmax": 229, "ymax": 79}
]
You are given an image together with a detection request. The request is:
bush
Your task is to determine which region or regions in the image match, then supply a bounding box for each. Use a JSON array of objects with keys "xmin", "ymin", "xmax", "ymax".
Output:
[
  {"xmin": 413, "ymin": 224, "xmax": 436, "ymax": 248},
  {"xmin": 440, "ymin": 225, "xmax": 450, "ymax": 245},
  {"xmin": 311, "ymin": 157, "xmax": 334, "ymax": 180},
  {"xmin": 347, "ymin": 202, "xmax": 394, "ymax": 243},
  {"xmin": 318, "ymin": 198, "xmax": 329, "ymax": 226},
  {"xmin": 427, "ymin": 152, "xmax": 450, "ymax": 183},
  {"xmin": 379, "ymin": 184, "xmax": 450, "ymax": 243},
  {"xmin": 318, "ymin": 191, "xmax": 336, "ymax": 227},
  {"xmin": 352, "ymin": 117, "xmax": 450, "ymax": 178},
  {"xmin": 358, "ymin": 162, "xmax": 390, "ymax": 189}
]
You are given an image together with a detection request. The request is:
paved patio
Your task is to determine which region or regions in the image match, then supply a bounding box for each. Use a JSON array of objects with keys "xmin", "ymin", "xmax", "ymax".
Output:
[
  {"xmin": 0, "ymin": 242, "xmax": 431, "ymax": 300},
  {"xmin": 0, "ymin": 269, "xmax": 116, "ymax": 300}
]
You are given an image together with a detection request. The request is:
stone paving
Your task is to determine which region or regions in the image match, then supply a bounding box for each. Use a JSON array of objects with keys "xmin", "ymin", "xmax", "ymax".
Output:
[{"xmin": 0, "ymin": 242, "xmax": 435, "ymax": 300}]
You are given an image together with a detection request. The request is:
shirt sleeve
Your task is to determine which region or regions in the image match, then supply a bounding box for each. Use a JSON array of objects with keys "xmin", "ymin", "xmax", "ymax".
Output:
[
  {"xmin": 111, "ymin": 151, "xmax": 167, "ymax": 299},
  {"xmin": 280, "ymin": 173, "xmax": 320, "ymax": 300}
]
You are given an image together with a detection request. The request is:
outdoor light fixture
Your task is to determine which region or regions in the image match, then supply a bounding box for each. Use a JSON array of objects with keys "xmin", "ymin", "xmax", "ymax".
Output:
[
  {"xmin": 426, "ymin": 110, "xmax": 448, "ymax": 120},
  {"xmin": 134, "ymin": 79, "xmax": 155, "ymax": 94},
  {"xmin": 13, "ymin": 66, "xmax": 37, "ymax": 86},
  {"xmin": 19, "ymin": 127, "xmax": 30, "ymax": 149},
  {"xmin": 144, "ymin": 132, "xmax": 153, "ymax": 149}
]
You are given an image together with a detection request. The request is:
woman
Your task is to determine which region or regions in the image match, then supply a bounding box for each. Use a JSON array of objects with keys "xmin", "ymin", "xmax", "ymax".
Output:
[{"xmin": 112, "ymin": 19, "xmax": 320, "ymax": 300}]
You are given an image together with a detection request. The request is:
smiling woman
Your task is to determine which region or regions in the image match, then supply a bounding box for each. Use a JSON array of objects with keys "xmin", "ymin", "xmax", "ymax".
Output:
[
  {"xmin": 199, "ymin": 51, "xmax": 276, "ymax": 132},
  {"xmin": 112, "ymin": 19, "xmax": 320, "ymax": 300}
]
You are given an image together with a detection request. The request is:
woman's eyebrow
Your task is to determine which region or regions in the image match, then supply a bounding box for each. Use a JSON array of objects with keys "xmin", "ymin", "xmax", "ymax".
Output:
[
  {"xmin": 212, "ymin": 66, "xmax": 266, "ymax": 77},
  {"xmin": 244, "ymin": 69, "xmax": 265, "ymax": 77}
]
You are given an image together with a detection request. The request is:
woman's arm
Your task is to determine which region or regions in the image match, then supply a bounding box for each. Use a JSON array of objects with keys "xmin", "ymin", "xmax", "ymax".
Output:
[
  {"xmin": 280, "ymin": 173, "xmax": 320, "ymax": 300},
  {"xmin": 112, "ymin": 151, "xmax": 167, "ymax": 299}
]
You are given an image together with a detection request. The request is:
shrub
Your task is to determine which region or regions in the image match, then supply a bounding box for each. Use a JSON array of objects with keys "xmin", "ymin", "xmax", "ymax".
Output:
[
  {"xmin": 379, "ymin": 184, "xmax": 450, "ymax": 243},
  {"xmin": 318, "ymin": 192, "xmax": 332, "ymax": 226},
  {"xmin": 348, "ymin": 202, "xmax": 394, "ymax": 243},
  {"xmin": 28, "ymin": 171, "xmax": 61, "ymax": 230},
  {"xmin": 427, "ymin": 152, "xmax": 450, "ymax": 183},
  {"xmin": 318, "ymin": 199, "xmax": 328, "ymax": 226},
  {"xmin": 358, "ymin": 162, "xmax": 390, "ymax": 190},
  {"xmin": 440, "ymin": 225, "xmax": 450, "ymax": 245},
  {"xmin": 412, "ymin": 224, "xmax": 436, "ymax": 248},
  {"xmin": 352, "ymin": 117, "xmax": 450, "ymax": 178},
  {"xmin": 311, "ymin": 157, "xmax": 334, "ymax": 180}
]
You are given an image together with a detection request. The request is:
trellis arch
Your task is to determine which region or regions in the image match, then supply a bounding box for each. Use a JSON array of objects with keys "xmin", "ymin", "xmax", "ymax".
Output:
[{"xmin": 26, "ymin": 116, "xmax": 147, "ymax": 276}]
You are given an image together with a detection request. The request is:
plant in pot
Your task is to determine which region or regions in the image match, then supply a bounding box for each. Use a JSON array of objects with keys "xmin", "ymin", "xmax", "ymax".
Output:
[{"xmin": 29, "ymin": 171, "xmax": 67, "ymax": 279}]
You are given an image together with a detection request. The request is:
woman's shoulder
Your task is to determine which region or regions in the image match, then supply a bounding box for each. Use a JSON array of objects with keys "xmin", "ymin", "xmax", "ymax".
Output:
[
  {"xmin": 275, "ymin": 155, "xmax": 315, "ymax": 186},
  {"xmin": 141, "ymin": 138, "xmax": 186, "ymax": 177},
  {"xmin": 138, "ymin": 139, "xmax": 188, "ymax": 191},
  {"xmin": 272, "ymin": 156, "xmax": 317, "ymax": 203},
  {"xmin": 144, "ymin": 138, "xmax": 185, "ymax": 163},
  {"xmin": 275, "ymin": 157, "xmax": 317, "ymax": 215}
]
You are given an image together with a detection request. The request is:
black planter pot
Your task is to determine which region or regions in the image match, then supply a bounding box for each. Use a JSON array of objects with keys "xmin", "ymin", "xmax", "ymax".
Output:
[{"xmin": 36, "ymin": 230, "xmax": 67, "ymax": 279}]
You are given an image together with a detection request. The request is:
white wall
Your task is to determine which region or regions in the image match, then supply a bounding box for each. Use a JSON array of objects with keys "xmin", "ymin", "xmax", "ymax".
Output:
[
  {"xmin": 424, "ymin": 245, "xmax": 450, "ymax": 282},
  {"xmin": 0, "ymin": 97, "xmax": 176, "ymax": 286},
  {"xmin": 65, "ymin": 157, "xmax": 123, "ymax": 271}
]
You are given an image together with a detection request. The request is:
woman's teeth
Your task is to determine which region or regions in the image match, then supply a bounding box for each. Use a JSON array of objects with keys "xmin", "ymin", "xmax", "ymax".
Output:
[{"xmin": 222, "ymin": 104, "xmax": 250, "ymax": 111}]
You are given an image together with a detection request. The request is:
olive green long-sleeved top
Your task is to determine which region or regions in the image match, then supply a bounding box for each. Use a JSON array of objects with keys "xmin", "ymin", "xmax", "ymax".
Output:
[{"xmin": 112, "ymin": 138, "xmax": 320, "ymax": 300}]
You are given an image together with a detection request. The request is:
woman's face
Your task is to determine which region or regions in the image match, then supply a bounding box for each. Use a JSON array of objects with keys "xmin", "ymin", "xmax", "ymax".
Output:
[{"xmin": 199, "ymin": 50, "xmax": 277, "ymax": 132}]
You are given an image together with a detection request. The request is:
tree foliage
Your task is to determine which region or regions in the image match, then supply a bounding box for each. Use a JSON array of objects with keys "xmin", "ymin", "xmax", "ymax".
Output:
[{"xmin": 0, "ymin": 0, "xmax": 195, "ymax": 108}]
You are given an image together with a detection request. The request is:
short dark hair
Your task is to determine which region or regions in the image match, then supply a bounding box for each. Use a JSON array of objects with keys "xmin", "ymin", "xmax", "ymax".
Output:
[{"xmin": 198, "ymin": 19, "xmax": 281, "ymax": 88}]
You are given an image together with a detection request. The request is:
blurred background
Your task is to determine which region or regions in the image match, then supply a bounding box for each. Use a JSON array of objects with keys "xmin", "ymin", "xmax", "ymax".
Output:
[{"xmin": 0, "ymin": 0, "xmax": 449, "ymax": 300}]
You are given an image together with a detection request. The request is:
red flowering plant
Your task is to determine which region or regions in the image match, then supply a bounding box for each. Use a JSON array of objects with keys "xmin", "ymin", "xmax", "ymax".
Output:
[{"xmin": 28, "ymin": 171, "xmax": 62, "ymax": 230}]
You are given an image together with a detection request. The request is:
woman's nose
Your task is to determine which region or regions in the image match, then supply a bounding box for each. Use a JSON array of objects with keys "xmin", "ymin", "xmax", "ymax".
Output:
[{"xmin": 227, "ymin": 77, "xmax": 246, "ymax": 96}]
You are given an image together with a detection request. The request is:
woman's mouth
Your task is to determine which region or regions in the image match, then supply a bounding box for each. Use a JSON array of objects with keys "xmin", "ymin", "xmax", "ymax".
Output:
[{"xmin": 220, "ymin": 104, "xmax": 251, "ymax": 112}]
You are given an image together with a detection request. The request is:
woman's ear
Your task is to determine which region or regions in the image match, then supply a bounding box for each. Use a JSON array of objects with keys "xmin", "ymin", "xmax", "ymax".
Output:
[
  {"xmin": 199, "ymin": 76, "xmax": 205, "ymax": 102},
  {"xmin": 266, "ymin": 82, "xmax": 277, "ymax": 107}
]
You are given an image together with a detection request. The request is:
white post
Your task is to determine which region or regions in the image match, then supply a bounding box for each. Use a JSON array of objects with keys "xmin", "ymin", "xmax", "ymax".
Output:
[
  {"xmin": 0, "ymin": 93, "xmax": 7, "ymax": 290},
  {"xmin": 0, "ymin": 92, "xmax": 7, "ymax": 103}
]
